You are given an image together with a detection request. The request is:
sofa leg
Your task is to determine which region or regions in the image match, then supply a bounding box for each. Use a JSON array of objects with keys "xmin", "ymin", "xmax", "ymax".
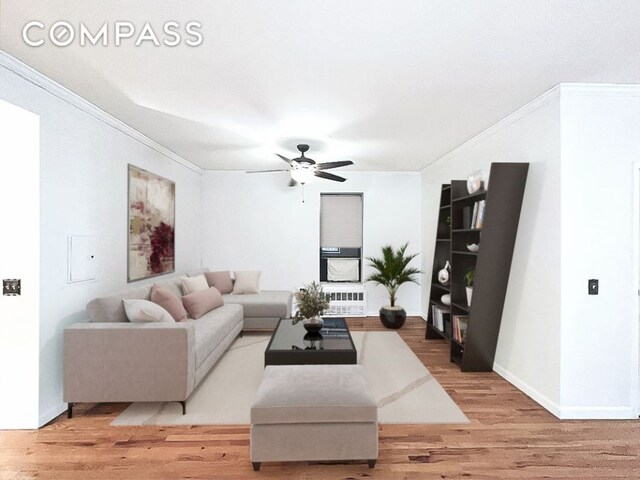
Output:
[
  {"xmin": 368, "ymin": 459, "xmax": 376, "ymax": 469},
  {"xmin": 67, "ymin": 403, "xmax": 74, "ymax": 419},
  {"xmin": 252, "ymin": 462, "xmax": 261, "ymax": 471},
  {"xmin": 179, "ymin": 401, "xmax": 186, "ymax": 415},
  {"xmin": 239, "ymin": 331, "xmax": 243, "ymax": 338}
]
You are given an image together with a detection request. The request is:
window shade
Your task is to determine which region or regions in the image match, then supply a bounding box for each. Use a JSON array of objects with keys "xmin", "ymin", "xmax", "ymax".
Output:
[{"xmin": 320, "ymin": 194, "xmax": 363, "ymax": 248}]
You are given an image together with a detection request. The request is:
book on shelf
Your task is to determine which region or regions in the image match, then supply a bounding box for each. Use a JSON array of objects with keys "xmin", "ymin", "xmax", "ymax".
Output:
[
  {"xmin": 452, "ymin": 315, "xmax": 469, "ymax": 343},
  {"xmin": 475, "ymin": 200, "xmax": 486, "ymax": 229},
  {"xmin": 430, "ymin": 305, "xmax": 450, "ymax": 333},
  {"xmin": 470, "ymin": 202, "xmax": 478, "ymax": 229}
]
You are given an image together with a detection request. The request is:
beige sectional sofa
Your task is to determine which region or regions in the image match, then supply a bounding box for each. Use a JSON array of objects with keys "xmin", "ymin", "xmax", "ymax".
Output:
[{"xmin": 63, "ymin": 269, "xmax": 292, "ymax": 418}]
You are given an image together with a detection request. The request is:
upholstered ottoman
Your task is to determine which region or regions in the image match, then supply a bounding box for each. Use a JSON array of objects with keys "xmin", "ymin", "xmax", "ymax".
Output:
[{"xmin": 250, "ymin": 364, "xmax": 378, "ymax": 471}]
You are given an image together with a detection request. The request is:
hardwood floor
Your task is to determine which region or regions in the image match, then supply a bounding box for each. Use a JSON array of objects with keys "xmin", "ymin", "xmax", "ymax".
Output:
[{"xmin": 1, "ymin": 317, "xmax": 638, "ymax": 479}]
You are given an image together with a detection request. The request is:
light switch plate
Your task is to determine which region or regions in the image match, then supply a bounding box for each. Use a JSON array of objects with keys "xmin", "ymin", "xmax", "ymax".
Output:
[{"xmin": 3, "ymin": 279, "xmax": 21, "ymax": 296}]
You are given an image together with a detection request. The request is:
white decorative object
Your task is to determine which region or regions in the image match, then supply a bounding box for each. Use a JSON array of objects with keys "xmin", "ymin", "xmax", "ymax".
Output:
[
  {"xmin": 465, "ymin": 287, "xmax": 473, "ymax": 306},
  {"xmin": 437, "ymin": 260, "xmax": 451, "ymax": 285},
  {"xmin": 440, "ymin": 294, "xmax": 451, "ymax": 306},
  {"xmin": 466, "ymin": 243, "xmax": 479, "ymax": 252},
  {"xmin": 466, "ymin": 170, "xmax": 483, "ymax": 194}
]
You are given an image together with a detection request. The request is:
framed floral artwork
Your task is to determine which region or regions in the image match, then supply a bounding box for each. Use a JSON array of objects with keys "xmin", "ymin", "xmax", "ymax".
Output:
[{"xmin": 128, "ymin": 165, "xmax": 175, "ymax": 282}]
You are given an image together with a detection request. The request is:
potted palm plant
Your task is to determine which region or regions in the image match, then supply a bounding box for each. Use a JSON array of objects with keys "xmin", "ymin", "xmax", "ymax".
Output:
[{"xmin": 366, "ymin": 243, "xmax": 421, "ymax": 329}]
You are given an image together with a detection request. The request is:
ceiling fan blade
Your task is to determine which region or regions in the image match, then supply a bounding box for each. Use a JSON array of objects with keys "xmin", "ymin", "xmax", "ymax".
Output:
[
  {"xmin": 276, "ymin": 154, "xmax": 292, "ymax": 164},
  {"xmin": 246, "ymin": 169, "xmax": 290, "ymax": 173},
  {"xmin": 314, "ymin": 171, "xmax": 347, "ymax": 182},
  {"xmin": 316, "ymin": 160, "xmax": 354, "ymax": 170},
  {"xmin": 288, "ymin": 178, "xmax": 298, "ymax": 187}
]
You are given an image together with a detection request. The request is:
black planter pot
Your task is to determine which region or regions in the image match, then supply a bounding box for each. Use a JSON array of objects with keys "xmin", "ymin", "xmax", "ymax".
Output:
[{"xmin": 379, "ymin": 306, "xmax": 406, "ymax": 329}]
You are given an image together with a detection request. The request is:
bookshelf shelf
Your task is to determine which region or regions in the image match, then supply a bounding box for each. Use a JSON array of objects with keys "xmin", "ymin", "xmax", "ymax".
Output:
[
  {"xmin": 451, "ymin": 302, "xmax": 469, "ymax": 312},
  {"xmin": 425, "ymin": 163, "xmax": 529, "ymax": 372},
  {"xmin": 452, "ymin": 190, "xmax": 487, "ymax": 203}
]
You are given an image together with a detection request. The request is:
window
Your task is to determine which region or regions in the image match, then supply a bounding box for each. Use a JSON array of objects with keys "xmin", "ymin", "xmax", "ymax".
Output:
[{"xmin": 319, "ymin": 193, "xmax": 363, "ymax": 282}]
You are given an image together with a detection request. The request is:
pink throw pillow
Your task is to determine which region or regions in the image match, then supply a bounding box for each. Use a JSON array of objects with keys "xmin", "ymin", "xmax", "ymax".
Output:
[
  {"xmin": 182, "ymin": 287, "xmax": 224, "ymax": 319},
  {"xmin": 151, "ymin": 284, "xmax": 188, "ymax": 321},
  {"xmin": 205, "ymin": 271, "xmax": 234, "ymax": 294}
]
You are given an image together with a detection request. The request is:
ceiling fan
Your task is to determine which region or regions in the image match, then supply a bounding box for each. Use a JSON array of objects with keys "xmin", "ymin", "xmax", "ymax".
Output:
[{"xmin": 247, "ymin": 144, "xmax": 354, "ymax": 187}]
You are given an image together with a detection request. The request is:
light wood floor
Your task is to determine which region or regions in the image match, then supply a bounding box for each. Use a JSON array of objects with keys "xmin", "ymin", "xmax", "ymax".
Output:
[{"xmin": 1, "ymin": 317, "xmax": 638, "ymax": 479}]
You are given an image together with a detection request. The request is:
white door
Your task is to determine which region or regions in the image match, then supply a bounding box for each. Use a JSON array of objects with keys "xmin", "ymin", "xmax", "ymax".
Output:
[{"xmin": 0, "ymin": 99, "xmax": 41, "ymax": 429}]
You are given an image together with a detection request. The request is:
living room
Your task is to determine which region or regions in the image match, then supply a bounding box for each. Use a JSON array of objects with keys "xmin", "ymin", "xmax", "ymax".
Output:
[{"xmin": 1, "ymin": 1, "xmax": 639, "ymax": 478}]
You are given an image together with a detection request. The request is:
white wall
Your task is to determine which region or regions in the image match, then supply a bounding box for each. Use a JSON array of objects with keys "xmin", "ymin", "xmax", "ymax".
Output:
[
  {"xmin": 0, "ymin": 58, "xmax": 204, "ymax": 426},
  {"xmin": 0, "ymin": 99, "xmax": 41, "ymax": 429},
  {"xmin": 559, "ymin": 86, "xmax": 640, "ymax": 418},
  {"xmin": 422, "ymin": 84, "xmax": 640, "ymax": 419},
  {"xmin": 421, "ymin": 89, "xmax": 563, "ymax": 413},
  {"xmin": 201, "ymin": 171, "xmax": 422, "ymax": 315}
]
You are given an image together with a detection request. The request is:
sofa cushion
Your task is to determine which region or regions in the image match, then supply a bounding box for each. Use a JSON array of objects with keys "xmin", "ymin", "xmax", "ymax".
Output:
[
  {"xmin": 153, "ymin": 278, "xmax": 183, "ymax": 299},
  {"xmin": 123, "ymin": 299, "xmax": 174, "ymax": 323},
  {"xmin": 251, "ymin": 365, "xmax": 377, "ymax": 425},
  {"xmin": 151, "ymin": 284, "xmax": 187, "ymax": 321},
  {"xmin": 190, "ymin": 303, "xmax": 243, "ymax": 368},
  {"xmin": 205, "ymin": 271, "xmax": 234, "ymax": 294},
  {"xmin": 182, "ymin": 287, "xmax": 224, "ymax": 319},
  {"xmin": 187, "ymin": 268, "xmax": 210, "ymax": 277},
  {"xmin": 223, "ymin": 290, "xmax": 292, "ymax": 318},
  {"xmin": 87, "ymin": 284, "xmax": 152, "ymax": 323},
  {"xmin": 181, "ymin": 275, "xmax": 209, "ymax": 295},
  {"xmin": 232, "ymin": 271, "xmax": 261, "ymax": 294}
]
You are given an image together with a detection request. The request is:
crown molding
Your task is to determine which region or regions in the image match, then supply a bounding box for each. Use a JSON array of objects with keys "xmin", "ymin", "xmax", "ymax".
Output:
[
  {"xmin": 560, "ymin": 82, "xmax": 640, "ymax": 97},
  {"xmin": 422, "ymin": 82, "xmax": 640, "ymax": 172},
  {"xmin": 0, "ymin": 50, "xmax": 203, "ymax": 175}
]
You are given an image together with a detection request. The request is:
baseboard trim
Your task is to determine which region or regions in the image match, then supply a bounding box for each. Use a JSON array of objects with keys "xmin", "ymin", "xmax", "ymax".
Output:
[
  {"xmin": 492, "ymin": 362, "xmax": 562, "ymax": 418},
  {"xmin": 39, "ymin": 402, "xmax": 67, "ymax": 428},
  {"xmin": 557, "ymin": 406, "xmax": 636, "ymax": 420},
  {"xmin": 493, "ymin": 363, "xmax": 638, "ymax": 420}
]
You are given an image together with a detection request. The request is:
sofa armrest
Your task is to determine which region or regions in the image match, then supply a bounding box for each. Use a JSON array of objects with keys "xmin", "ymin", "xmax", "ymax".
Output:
[{"xmin": 64, "ymin": 322, "xmax": 196, "ymax": 403}]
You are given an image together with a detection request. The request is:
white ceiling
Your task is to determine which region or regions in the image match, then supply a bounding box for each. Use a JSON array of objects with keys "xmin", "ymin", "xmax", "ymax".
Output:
[{"xmin": 2, "ymin": 0, "xmax": 640, "ymax": 171}]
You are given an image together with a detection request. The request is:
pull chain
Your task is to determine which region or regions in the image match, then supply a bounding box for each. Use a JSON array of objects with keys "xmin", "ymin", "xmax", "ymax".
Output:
[{"xmin": 301, "ymin": 183, "xmax": 305, "ymax": 203}]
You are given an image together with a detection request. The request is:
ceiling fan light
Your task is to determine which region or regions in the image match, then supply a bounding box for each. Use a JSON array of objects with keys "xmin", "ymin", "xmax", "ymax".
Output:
[{"xmin": 291, "ymin": 166, "xmax": 314, "ymax": 184}]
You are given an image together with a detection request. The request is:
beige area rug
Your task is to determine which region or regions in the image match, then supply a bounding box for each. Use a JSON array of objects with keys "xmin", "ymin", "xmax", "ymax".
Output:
[{"xmin": 112, "ymin": 331, "xmax": 469, "ymax": 426}]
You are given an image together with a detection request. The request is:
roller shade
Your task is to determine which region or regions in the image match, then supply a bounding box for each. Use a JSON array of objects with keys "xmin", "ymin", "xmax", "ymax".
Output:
[{"xmin": 320, "ymin": 194, "xmax": 363, "ymax": 248}]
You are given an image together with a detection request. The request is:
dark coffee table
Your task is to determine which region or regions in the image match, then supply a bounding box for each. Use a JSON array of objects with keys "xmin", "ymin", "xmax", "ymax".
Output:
[{"xmin": 264, "ymin": 317, "xmax": 357, "ymax": 366}]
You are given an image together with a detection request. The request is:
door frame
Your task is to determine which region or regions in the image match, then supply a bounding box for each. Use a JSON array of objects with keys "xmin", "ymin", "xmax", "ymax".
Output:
[{"xmin": 632, "ymin": 163, "xmax": 640, "ymax": 417}]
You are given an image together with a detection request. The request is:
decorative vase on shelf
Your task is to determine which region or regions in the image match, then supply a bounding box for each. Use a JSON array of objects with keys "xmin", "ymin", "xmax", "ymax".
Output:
[
  {"xmin": 437, "ymin": 260, "xmax": 451, "ymax": 285},
  {"xmin": 467, "ymin": 170, "xmax": 483, "ymax": 194},
  {"xmin": 303, "ymin": 316, "xmax": 324, "ymax": 333},
  {"xmin": 465, "ymin": 287, "xmax": 473, "ymax": 306},
  {"xmin": 466, "ymin": 243, "xmax": 479, "ymax": 252},
  {"xmin": 440, "ymin": 293, "xmax": 451, "ymax": 306}
]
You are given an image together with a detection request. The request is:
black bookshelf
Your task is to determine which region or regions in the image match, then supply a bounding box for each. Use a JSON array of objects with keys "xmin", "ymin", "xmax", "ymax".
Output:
[
  {"xmin": 426, "ymin": 184, "xmax": 452, "ymax": 342},
  {"xmin": 425, "ymin": 163, "xmax": 529, "ymax": 372}
]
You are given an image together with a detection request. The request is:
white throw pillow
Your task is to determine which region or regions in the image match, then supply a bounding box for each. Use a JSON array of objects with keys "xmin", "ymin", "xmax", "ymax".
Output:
[
  {"xmin": 232, "ymin": 271, "xmax": 261, "ymax": 294},
  {"xmin": 123, "ymin": 299, "xmax": 174, "ymax": 323},
  {"xmin": 181, "ymin": 275, "xmax": 209, "ymax": 295}
]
